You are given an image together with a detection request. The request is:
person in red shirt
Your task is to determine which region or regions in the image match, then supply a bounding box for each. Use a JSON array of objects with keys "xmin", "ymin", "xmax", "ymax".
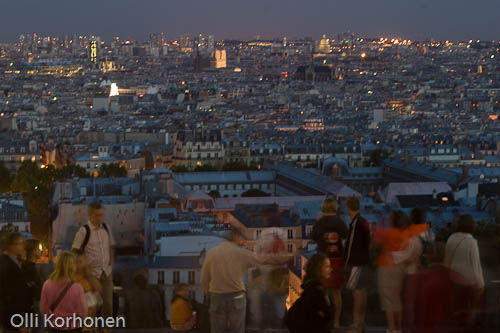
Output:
[{"xmin": 311, "ymin": 196, "xmax": 348, "ymax": 330}]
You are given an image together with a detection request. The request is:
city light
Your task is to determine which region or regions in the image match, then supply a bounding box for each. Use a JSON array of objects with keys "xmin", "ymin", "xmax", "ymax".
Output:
[{"xmin": 109, "ymin": 83, "xmax": 119, "ymax": 96}]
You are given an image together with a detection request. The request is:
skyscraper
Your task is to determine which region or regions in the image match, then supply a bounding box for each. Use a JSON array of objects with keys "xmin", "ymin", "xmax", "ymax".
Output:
[
  {"xmin": 90, "ymin": 40, "xmax": 98, "ymax": 65},
  {"xmin": 208, "ymin": 35, "xmax": 215, "ymax": 54},
  {"xmin": 150, "ymin": 32, "xmax": 165, "ymax": 56},
  {"xmin": 180, "ymin": 35, "xmax": 193, "ymax": 53}
]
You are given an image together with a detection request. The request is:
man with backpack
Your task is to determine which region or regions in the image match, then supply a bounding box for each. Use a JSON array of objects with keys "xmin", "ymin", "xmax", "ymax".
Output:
[{"xmin": 72, "ymin": 201, "xmax": 114, "ymax": 324}]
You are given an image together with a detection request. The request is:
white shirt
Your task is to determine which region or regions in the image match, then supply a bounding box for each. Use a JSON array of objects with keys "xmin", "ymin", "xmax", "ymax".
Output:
[
  {"xmin": 72, "ymin": 221, "xmax": 115, "ymax": 278},
  {"xmin": 444, "ymin": 232, "xmax": 484, "ymax": 289}
]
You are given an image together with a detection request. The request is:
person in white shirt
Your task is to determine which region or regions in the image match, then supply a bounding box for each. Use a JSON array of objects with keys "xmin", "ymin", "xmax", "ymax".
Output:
[
  {"xmin": 72, "ymin": 201, "xmax": 115, "ymax": 321},
  {"xmin": 443, "ymin": 214, "xmax": 484, "ymax": 327}
]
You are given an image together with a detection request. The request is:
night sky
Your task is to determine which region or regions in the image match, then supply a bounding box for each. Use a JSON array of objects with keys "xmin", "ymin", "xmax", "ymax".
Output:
[{"xmin": 1, "ymin": 0, "xmax": 500, "ymax": 42}]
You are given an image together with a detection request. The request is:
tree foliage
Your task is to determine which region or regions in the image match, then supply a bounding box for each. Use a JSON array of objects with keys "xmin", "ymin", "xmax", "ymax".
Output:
[
  {"xmin": 98, "ymin": 163, "xmax": 127, "ymax": 178},
  {"xmin": 364, "ymin": 149, "xmax": 390, "ymax": 167},
  {"xmin": 171, "ymin": 165, "xmax": 190, "ymax": 172},
  {"xmin": 222, "ymin": 161, "xmax": 258, "ymax": 171},
  {"xmin": 170, "ymin": 161, "xmax": 259, "ymax": 173},
  {"xmin": 8, "ymin": 162, "xmax": 91, "ymax": 243},
  {"xmin": 193, "ymin": 164, "xmax": 217, "ymax": 172},
  {"xmin": 11, "ymin": 161, "xmax": 48, "ymax": 193},
  {"xmin": 208, "ymin": 190, "xmax": 221, "ymax": 198},
  {"xmin": 52, "ymin": 164, "xmax": 90, "ymax": 180},
  {"xmin": 241, "ymin": 189, "xmax": 271, "ymax": 197},
  {"xmin": 0, "ymin": 161, "xmax": 11, "ymax": 193}
]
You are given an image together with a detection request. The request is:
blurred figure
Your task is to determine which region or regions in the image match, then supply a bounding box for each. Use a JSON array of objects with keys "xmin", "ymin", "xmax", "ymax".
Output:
[
  {"xmin": 286, "ymin": 252, "xmax": 333, "ymax": 333},
  {"xmin": 201, "ymin": 230, "xmax": 289, "ymax": 333},
  {"xmin": 311, "ymin": 195, "xmax": 348, "ymax": 330},
  {"xmin": 374, "ymin": 210, "xmax": 428, "ymax": 333},
  {"xmin": 170, "ymin": 283, "xmax": 196, "ymax": 331},
  {"xmin": 40, "ymin": 251, "xmax": 87, "ymax": 332},
  {"xmin": 444, "ymin": 214, "xmax": 484, "ymax": 329},
  {"xmin": 124, "ymin": 269, "xmax": 165, "ymax": 329},
  {"xmin": 344, "ymin": 196, "xmax": 371, "ymax": 333},
  {"xmin": 22, "ymin": 239, "xmax": 43, "ymax": 333},
  {"xmin": 390, "ymin": 207, "xmax": 434, "ymax": 332},
  {"xmin": 0, "ymin": 232, "xmax": 30, "ymax": 333},
  {"xmin": 247, "ymin": 266, "xmax": 288, "ymax": 331},
  {"xmin": 72, "ymin": 249, "xmax": 102, "ymax": 331}
]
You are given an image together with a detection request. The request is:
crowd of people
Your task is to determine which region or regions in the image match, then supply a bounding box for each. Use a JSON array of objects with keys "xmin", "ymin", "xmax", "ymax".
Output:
[
  {"xmin": 1, "ymin": 197, "xmax": 499, "ymax": 333},
  {"xmin": 292, "ymin": 195, "xmax": 497, "ymax": 333},
  {"xmin": 0, "ymin": 201, "xmax": 115, "ymax": 333}
]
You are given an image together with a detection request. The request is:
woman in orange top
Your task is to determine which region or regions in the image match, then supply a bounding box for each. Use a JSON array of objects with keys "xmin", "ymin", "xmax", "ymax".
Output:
[
  {"xmin": 170, "ymin": 283, "xmax": 196, "ymax": 331},
  {"xmin": 373, "ymin": 211, "xmax": 428, "ymax": 333}
]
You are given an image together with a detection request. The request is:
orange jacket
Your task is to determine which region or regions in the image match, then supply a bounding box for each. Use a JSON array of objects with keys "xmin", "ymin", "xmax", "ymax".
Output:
[{"xmin": 373, "ymin": 224, "xmax": 429, "ymax": 266}]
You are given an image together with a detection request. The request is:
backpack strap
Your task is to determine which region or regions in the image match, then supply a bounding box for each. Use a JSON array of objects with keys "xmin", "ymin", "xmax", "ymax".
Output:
[
  {"xmin": 81, "ymin": 225, "xmax": 91, "ymax": 251},
  {"xmin": 81, "ymin": 223, "xmax": 110, "ymax": 251}
]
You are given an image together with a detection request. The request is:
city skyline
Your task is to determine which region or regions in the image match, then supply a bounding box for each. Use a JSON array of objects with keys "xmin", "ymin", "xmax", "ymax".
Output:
[{"xmin": 1, "ymin": 0, "xmax": 500, "ymax": 42}]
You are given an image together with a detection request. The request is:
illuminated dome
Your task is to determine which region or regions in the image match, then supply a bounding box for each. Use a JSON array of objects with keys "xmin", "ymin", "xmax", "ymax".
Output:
[{"xmin": 318, "ymin": 34, "xmax": 331, "ymax": 54}]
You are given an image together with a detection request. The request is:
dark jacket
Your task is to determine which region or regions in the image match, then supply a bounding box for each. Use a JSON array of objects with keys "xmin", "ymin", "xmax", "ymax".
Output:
[
  {"xmin": 21, "ymin": 261, "xmax": 42, "ymax": 310},
  {"xmin": 292, "ymin": 279, "xmax": 332, "ymax": 333},
  {"xmin": 311, "ymin": 215, "xmax": 348, "ymax": 256},
  {"xmin": 344, "ymin": 214, "xmax": 371, "ymax": 266},
  {"xmin": 125, "ymin": 284, "xmax": 165, "ymax": 329},
  {"xmin": 0, "ymin": 254, "xmax": 31, "ymax": 330}
]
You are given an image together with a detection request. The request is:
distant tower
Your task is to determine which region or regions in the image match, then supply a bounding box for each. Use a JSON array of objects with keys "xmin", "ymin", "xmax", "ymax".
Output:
[
  {"xmin": 211, "ymin": 49, "xmax": 227, "ymax": 69},
  {"xmin": 180, "ymin": 35, "xmax": 193, "ymax": 53},
  {"xmin": 193, "ymin": 43, "xmax": 204, "ymax": 73},
  {"xmin": 90, "ymin": 40, "xmax": 98, "ymax": 65},
  {"xmin": 208, "ymin": 35, "xmax": 215, "ymax": 54},
  {"xmin": 150, "ymin": 32, "xmax": 165, "ymax": 56}
]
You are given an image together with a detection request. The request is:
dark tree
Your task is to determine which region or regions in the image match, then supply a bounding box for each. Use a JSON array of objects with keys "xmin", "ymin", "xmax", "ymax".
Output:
[
  {"xmin": 208, "ymin": 190, "xmax": 221, "ymax": 198},
  {"xmin": 98, "ymin": 163, "xmax": 128, "ymax": 178},
  {"xmin": 9, "ymin": 162, "xmax": 52, "ymax": 243},
  {"xmin": 364, "ymin": 149, "xmax": 390, "ymax": 167},
  {"xmin": 171, "ymin": 165, "xmax": 190, "ymax": 173},
  {"xmin": 193, "ymin": 164, "xmax": 217, "ymax": 172},
  {"xmin": 241, "ymin": 189, "xmax": 271, "ymax": 197},
  {"xmin": 0, "ymin": 161, "xmax": 11, "ymax": 193}
]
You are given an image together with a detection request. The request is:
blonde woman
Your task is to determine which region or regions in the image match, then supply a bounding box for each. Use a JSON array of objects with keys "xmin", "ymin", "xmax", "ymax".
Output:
[
  {"xmin": 72, "ymin": 249, "xmax": 103, "ymax": 332},
  {"xmin": 40, "ymin": 251, "xmax": 88, "ymax": 332}
]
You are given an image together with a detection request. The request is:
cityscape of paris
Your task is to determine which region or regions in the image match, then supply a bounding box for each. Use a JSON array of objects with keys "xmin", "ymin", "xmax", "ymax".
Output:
[{"xmin": 0, "ymin": 1, "xmax": 500, "ymax": 333}]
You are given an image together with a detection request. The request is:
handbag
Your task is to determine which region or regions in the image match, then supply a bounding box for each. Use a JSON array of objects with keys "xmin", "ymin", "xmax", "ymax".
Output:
[
  {"xmin": 50, "ymin": 282, "xmax": 74, "ymax": 313},
  {"xmin": 85, "ymin": 290, "xmax": 103, "ymax": 308}
]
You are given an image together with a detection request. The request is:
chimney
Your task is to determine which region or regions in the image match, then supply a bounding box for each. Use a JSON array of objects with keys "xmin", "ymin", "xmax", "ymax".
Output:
[
  {"xmin": 160, "ymin": 172, "xmax": 175, "ymax": 197},
  {"xmin": 462, "ymin": 165, "xmax": 470, "ymax": 179},
  {"xmin": 476, "ymin": 193, "xmax": 482, "ymax": 210},
  {"xmin": 331, "ymin": 164, "xmax": 339, "ymax": 180}
]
